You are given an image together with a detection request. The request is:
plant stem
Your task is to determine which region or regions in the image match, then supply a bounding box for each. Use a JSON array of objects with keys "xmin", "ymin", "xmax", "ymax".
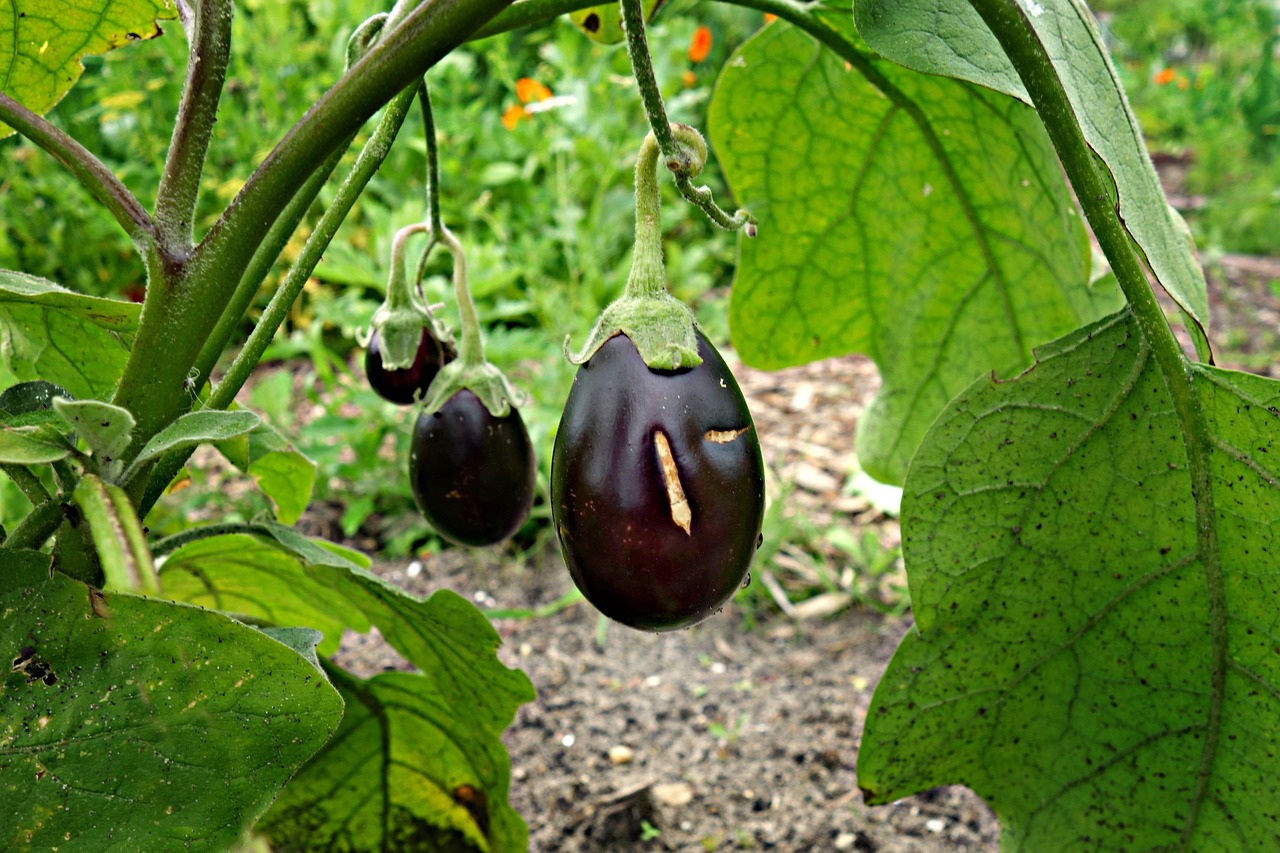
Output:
[
  {"xmin": 2, "ymin": 499, "xmax": 65, "ymax": 552},
  {"xmin": 111, "ymin": 0, "xmax": 514, "ymax": 494},
  {"xmin": 154, "ymin": 0, "xmax": 233, "ymax": 251},
  {"xmin": 136, "ymin": 85, "xmax": 420, "ymax": 517},
  {"xmin": 419, "ymin": 83, "xmax": 444, "ymax": 236},
  {"xmin": 388, "ymin": 223, "xmax": 430, "ymax": 310},
  {"xmin": 150, "ymin": 520, "xmax": 273, "ymax": 558},
  {"xmin": 619, "ymin": 0, "xmax": 678, "ymax": 164},
  {"xmin": 967, "ymin": 0, "xmax": 1223, "ymax": 841},
  {"xmin": 1, "ymin": 464, "xmax": 51, "ymax": 506},
  {"xmin": 190, "ymin": 138, "xmax": 353, "ymax": 390},
  {"xmin": 624, "ymin": 133, "xmax": 666, "ymax": 300},
  {"xmin": 439, "ymin": 227, "xmax": 484, "ymax": 366},
  {"xmin": 0, "ymin": 93, "xmax": 153, "ymax": 243},
  {"xmin": 618, "ymin": 0, "xmax": 752, "ymax": 231}
]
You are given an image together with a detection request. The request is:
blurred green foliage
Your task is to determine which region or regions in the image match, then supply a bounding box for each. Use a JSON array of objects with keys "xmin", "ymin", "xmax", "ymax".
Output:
[{"xmin": 1095, "ymin": 0, "xmax": 1279, "ymax": 254}]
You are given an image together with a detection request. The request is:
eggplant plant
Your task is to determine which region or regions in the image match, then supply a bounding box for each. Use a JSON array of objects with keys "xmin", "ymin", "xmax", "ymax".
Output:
[{"xmin": 0, "ymin": 0, "xmax": 1275, "ymax": 849}]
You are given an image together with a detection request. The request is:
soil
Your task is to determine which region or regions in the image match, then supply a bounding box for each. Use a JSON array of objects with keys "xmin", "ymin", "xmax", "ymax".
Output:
[{"xmin": 326, "ymin": 249, "xmax": 1279, "ymax": 851}]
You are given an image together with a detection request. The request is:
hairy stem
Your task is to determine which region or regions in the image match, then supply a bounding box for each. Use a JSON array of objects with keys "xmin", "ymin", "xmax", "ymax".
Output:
[
  {"xmin": 154, "ymin": 0, "xmax": 233, "ymax": 251},
  {"xmin": 136, "ymin": 86, "xmax": 420, "ymax": 517},
  {"xmin": 440, "ymin": 227, "xmax": 484, "ymax": 366},
  {"xmin": 2, "ymin": 499, "xmax": 65, "ymax": 552},
  {"xmin": 0, "ymin": 93, "xmax": 153, "ymax": 243},
  {"xmin": 190, "ymin": 138, "xmax": 353, "ymax": 391},
  {"xmin": 1, "ymin": 464, "xmax": 51, "ymax": 506},
  {"xmin": 623, "ymin": 133, "xmax": 666, "ymax": 300},
  {"xmin": 112, "ymin": 0, "xmax": 514, "ymax": 499}
]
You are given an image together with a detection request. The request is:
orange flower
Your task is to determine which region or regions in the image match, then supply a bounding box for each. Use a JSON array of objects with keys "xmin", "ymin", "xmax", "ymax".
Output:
[
  {"xmin": 1153, "ymin": 67, "xmax": 1176, "ymax": 85},
  {"xmin": 1175, "ymin": 75, "xmax": 1190, "ymax": 90},
  {"xmin": 682, "ymin": 70, "xmax": 697, "ymax": 88},
  {"xmin": 516, "ymin": 77, "xmax": 552, "ymax": 103},
  {"xmin": 689, "ymin": 25, "xmax": 713, "ymax": 63},
  {"xmin": 502, "ymin": 104, "xmax": 526, "ymax": 130},
  {"xmin": 763, "ymin": 13, "xmax": 777, "ymax": 23}
]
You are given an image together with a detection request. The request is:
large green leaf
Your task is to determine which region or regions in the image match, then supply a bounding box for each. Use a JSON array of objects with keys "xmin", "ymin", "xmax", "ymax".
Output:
[
  {"xmin": 158, "ymin": 530, "xmax": 534, "ymax": 848},
  {"xmin": 159, "ymin": 532, "xmax": 371, "ymax": 657},
  {"xmin": 709, "ymin": 22, "xmax": 1119, "ymax": 482},
  {"xmin": 858, "ymin": 310, "xmax": 1280, "ymax": 848},
  {"xmin": 0, "ymin": 0, "xmax": 176, "ymax": 137},
  {"xmin": 853, "ymin": 0, "xmax": 1211, "ymax": 357},
  {"xmin": 0, "ymin": 269, "xmax": 139, "ymax": 399},
  {"xmin": 0, "ymin": 549, "xmax": 344, "ymax": 850},
  {"xmin": 259, "ymin": 664, "xmax": 526, "ymax": 852}
]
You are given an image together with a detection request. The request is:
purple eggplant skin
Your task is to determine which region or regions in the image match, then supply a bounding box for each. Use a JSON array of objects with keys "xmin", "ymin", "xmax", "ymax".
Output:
[
  {"xmin": 551, "ymin": 331, "xmax": 765, "ymax": 631},
  {"xmin": 365, "ymin": 329, "xmax": 453, "ymax": 406},
  {"xmin": 410, "ymin": 390, "xmax": 537, "ymax": 547}
]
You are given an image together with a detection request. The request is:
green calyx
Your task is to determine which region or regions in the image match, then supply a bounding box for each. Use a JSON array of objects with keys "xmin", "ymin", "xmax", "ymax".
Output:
[
  {"xmin": 416, "ymin": 225, "xmax": 525, "ymax": 418},
  {"xmin": 418, "ymin": 358, "xmax": 526, "ymax": 419},
  {"xmin": 368, "ymin": 222, "xmax": 453, "ymax": 370},
  {"xmin": 565, "ymin": 126, "xmax": 706, "ymax": 370}
]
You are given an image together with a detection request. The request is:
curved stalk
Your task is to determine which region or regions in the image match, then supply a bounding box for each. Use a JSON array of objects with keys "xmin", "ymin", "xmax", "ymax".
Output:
[
  {"xmin": 154, "ymin": 0, "xmax": 233, "ymax": 251},
  {"xmin": 439, "ymin": 227, "xmax": 485, "ymax": 367},
  {"xmin": 0, "ymin": 92, "xmax": 153, "ymax": 243}
]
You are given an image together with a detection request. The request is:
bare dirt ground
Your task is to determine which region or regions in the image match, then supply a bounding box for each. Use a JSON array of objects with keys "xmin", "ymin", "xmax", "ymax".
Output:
[{"xmin": 330, "ymin": 251, "xmax": 1279, "ymax": 852}]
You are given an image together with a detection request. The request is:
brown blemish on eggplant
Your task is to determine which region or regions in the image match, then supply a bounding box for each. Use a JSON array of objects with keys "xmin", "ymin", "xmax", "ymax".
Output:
[
  {"xmin": 704, "ymin": 426, "xmax": 752, "ymax": 444},
  {"xmin": 654, "ymin": 431, "xmax": 692, "ymax": 534}
]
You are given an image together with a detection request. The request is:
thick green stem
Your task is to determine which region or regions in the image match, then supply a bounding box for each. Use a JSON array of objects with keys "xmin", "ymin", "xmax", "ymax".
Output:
[
  {"xmin": 439, "ymin": 227, "xmax": 484, "ymax": 366},
  {"xmin": 3, "ymin": 500, "xmax": 65, "ymax": 552},
  {"xmin": 154, "ymin": 0, "xmax": 233, "ymax": 251},
  {"xmin": 624, "ymin": 133, "xmax": 666, "ymax": 300},
  {"xmin": 419, "ymin": 83, "xmax": 444, "ymax": 236},
  {"xmin": 190, "ymin": 138, "xmax": 352, "ymax": 390},
  {"xmin": 0, "ymin": 92, "xmax": 153, "ymax": 243},
  {"xmin": 136, "ymin": 86, "xmax": 420, "ymax": 517},
  {"xmin": 967, "ymin": 0, "xmax": 1223, "ymax": 843},
  {"xmin": 1, "ymin": 464, "xmax": 51, "ymax": 506},
  {"xmin": 111, "ymin": 0, "xmax": 514, "ymax": 493}
]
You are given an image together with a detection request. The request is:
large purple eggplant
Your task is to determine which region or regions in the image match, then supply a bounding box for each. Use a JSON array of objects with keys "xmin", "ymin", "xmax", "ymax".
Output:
[{"xmin": 552, "ymin": 331, "xmax": 765, "ymax": 630}]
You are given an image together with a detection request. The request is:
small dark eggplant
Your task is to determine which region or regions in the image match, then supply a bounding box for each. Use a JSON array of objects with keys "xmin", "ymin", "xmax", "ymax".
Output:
[
  {"xmin": 366, "ymin": 329, "xmax": 453, "ymax": 406},
  {"xmin": 410, "ymin": 390, "xmax": 536, "ymax": 546},
  {"xmin": 552, "ymin": 331, "xmax": 765, "ymax": 630}
]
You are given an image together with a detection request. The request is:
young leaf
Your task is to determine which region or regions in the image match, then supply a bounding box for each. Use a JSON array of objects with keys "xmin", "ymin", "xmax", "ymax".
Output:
[
  {"xmin": 0, "ymin": 425, "xmax": 72, "ymax": 464},
  {"xmin": 709, "ymin": 22, "xmax": 1120, "ymax": 483},
  {"xmin": 73, "ymin": 474, "xmax": 159, "ymax": 594},
  {"xmin": 0, "ymin": 270, "xmax": 139, "ymax": 399},
  {"xmin": 52, "ymin": 397, "xmax": 135, "ymax": 477},
  {"xmin": 852, "ymin": 0, "xmax": 1211, "ymax": 357},
  {"xmin": 258, "ymin": 665, "xmax": 527, "ymax": 852},
  {"xmin": 859, "ymin": 311, "xmax": 1280, "ymax": 847},
  {"xmin": 128, "ymin": 409, "xmax": 262, "ymax": 471},
  {"xmin": 0, "ymin": 550, "xmax": 344, "ymax": 850},
  {"xmin": 0, "ymin": 0, "xmax": 176, "ymax": 138}
]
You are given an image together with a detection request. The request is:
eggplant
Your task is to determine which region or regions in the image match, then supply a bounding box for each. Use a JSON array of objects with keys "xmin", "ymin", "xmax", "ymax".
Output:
[
  {"xmin": 410, "ymin": 390, "xmax": 536, "ymax": 546},
  {"xmin": 552, "ymin": 331, "xmax": 765, "ymax": 630},
  {"xmin": 365, "ymin": 328, "xmax": 453, "ymax": 406}
]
